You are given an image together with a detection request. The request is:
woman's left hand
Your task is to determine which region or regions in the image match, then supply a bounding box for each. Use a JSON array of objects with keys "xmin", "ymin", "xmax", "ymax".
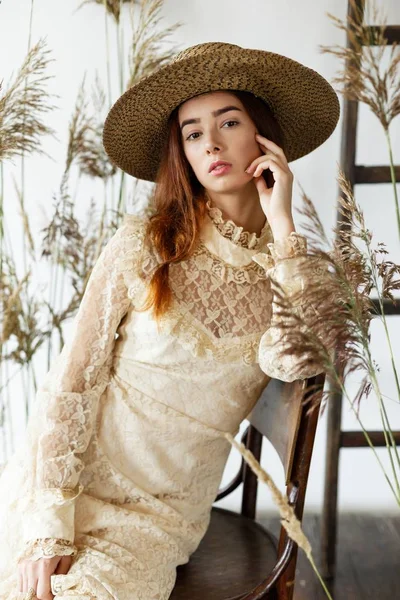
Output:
[{"xmin": 246, "ymin": 133, "xmax": 294, "ymax": 230}]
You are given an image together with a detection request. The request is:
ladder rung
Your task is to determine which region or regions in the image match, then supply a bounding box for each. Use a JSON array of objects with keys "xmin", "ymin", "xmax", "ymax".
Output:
[
  {"xmin": 355, "ymin": 165, "xmax": 400, "ymax": 184},
  {"xmin": 370, "ymin": 298, "xmax": 400, "ymax": 316},
  {"xmin": 341, "ymin": 430, "xmax": 400, "ymax": 447},
  {"xmin": 366, "ymin": 25, "xmax": 400, "ymax": 46}
]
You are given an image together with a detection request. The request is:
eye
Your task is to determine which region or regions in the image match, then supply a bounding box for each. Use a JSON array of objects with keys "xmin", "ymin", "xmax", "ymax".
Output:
[
  {"xmin": 185, "ymin": 120, "xmax": 239, "ymax": 141},
  {"xmin": 224, "ymin": 120, "xmax": 239, "ymax": 127},
  {"xmin": 186, "ymin": 131, "xmax": 201, "ymax": 142}
]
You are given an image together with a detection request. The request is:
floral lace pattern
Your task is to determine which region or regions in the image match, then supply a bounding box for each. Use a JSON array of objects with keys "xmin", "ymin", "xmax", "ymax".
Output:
[
  {"xmin": 0, "ymin": 210, "xmax": 330, "ymax": 600},
  {"xmin": 169, "ymin": 247, "xmax": 272, "ymax": 337},
  {"xmin": 11, "ymin": 220, "xmax": 140, "ymax": 565},
  {"xmin": 17, "ymin": 538, "xmax": 78, "ymax": 563},
  {"xmin": 205, "ymin": 198, "xmax": 272, "ymax": 249},
  {"xmin": 252, "ymin": 232, "xmax": 308, "ymax": 272},
  {"xmin": 119, "ymin": 214, "xmax": 275, "ymax": 366}
]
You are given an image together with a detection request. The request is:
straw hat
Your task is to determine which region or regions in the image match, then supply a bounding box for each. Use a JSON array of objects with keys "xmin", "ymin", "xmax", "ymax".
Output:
[{"xmin": 102, "ymin": 41, "xmax": 340, "ymax": 182}]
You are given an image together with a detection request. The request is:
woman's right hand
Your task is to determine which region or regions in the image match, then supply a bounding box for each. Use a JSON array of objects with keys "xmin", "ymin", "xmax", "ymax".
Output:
[{"xmin": 17, "ymin": 555, "xmax": 72, "ymax": 600}]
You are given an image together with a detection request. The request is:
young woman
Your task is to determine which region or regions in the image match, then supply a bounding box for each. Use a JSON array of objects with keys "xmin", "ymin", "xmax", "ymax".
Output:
[{"xmin": 0, "ymin": 41, "xmax": 339, "ymax": 600}]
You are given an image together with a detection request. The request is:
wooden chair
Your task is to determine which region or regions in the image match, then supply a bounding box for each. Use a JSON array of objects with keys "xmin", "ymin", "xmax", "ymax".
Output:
[{"xmin": 170, "ymin": 372, "xmax": 326, "ymax": 600}]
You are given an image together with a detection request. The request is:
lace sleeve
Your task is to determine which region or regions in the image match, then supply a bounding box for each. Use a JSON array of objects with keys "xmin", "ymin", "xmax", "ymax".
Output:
[
  {"xmin": 16, "ymin": 214, "xmax": 145, "ymax": 563},
  {"xmin": 252, "ymin": 232, "xmax": 330, "ymax": 382},
  {"xmin": 17, "ymin": 538, "xmax": 78, "ymax": 563}
]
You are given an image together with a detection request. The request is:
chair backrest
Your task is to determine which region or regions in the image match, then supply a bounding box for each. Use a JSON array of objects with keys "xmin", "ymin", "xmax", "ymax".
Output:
[
  {"xmin": 247, "ymin": 376, "xmax": 320, "ymax": 486},
  {"xmin": 242, "ymin": 373, "xmax": 326, "ymax": 599},
  {"xmin": 211, "ymin": 373, "xmax": 325, "ymax": 599}
]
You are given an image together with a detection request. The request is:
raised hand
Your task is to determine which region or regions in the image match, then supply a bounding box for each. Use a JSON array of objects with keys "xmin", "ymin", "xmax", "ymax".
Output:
[{"xmin": 246, "ymin": 133, "xmax": 295, "ymax": 235}]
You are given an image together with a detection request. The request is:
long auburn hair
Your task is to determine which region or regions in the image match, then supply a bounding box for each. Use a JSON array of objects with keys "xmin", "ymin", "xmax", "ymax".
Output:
[{"xmin": 138, "ymin": 90, "xmax": 286, "ymax": 322}]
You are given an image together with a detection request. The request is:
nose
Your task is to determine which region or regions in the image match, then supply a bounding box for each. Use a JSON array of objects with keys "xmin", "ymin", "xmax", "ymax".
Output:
[
  {"xmin": 206, "ymin": 144, "xmax": 221, "ymax": 153},
  {"xmin": 203, "ymin": 128, "xmax": 224, "ymax": 154}
]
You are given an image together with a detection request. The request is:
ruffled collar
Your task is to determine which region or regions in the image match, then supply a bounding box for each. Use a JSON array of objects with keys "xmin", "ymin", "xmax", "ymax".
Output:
[
  {"xmin": 205, "ymin": 199, "xmax": 272, "ymax": 250},
  {"xmin": 199, "ymin": 198, "xmax": 273, "ymax": 267}
]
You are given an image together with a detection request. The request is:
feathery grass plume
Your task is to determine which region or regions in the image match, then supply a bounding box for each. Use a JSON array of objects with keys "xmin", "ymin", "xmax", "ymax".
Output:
[
  {"xmin": 40, "ymin": 187, "xmax": 117, "ymax": 349},
  {"xmin": 330, "ymin": 170, "xmax": 400, "ymax": 497},
  {"xmin": 1, "ymin": 259, "xmax": 28, "ymax": 348},
  {"xmin": 77, "ymin": 73, "xmax": 117, "ymax": 180},
  {"xmin": 319, "ymin": 0, "xmax": 400, "ymax": 130},
  {"xmin": 260, "ymin": 165, "xmax": 400, "ymax": 500},
  {"xmin": 41, "ymin": 74, "xmax": 107, "ymax": 290},
  {"xmin": 55, "ymin": 196, "xmax": 114, "ymax": 304},
  {"xmin": 254, "ymin": 246, "xmax": 349, "ymax": 418},
  {"xmin": 41, "ymin": 182, "xmax": 82, "ymax": 264},
  {"xmin": 0, "ymin": 82, "xmax": 16, "ymax": 159},
  {"xmin": 76, "ymin": 0, "xmax": 185, "ymax": 221},
  {"xmin": 40, "ymin": 69, "xmax": 124, "ymax": 361},
  {"xmin": 127, "ymin": 0, "xmax": 184, "ymax": 88},
  {"xmin": 41, "ymin": 182, "xmax": 116, "ymax": 281},
  {"xmin": 319, "ymin": 0, "xmax": 400, "ymax": 237},
  {"xmin": 0, "ymin": 256, "xmax": 51, "ymax": 419},
  {"xmin": 0, "ymin": 38, "xmax": 58, "ymax": 163},
  {"xmin": 0, "ymin": 253, "xmax": 50, "ymax": 376},
  {"xmin": 331, "ymin": 169, "xmax": 400, "ymax": 394},
  {"xmin": 225, "ymin": 175, "xmax": 399, "ymax": 592},
  {"xmin": 265, "ymin": 169, "xmax": 399, "ymax": 417},
  {"xmin": 331, "ymin": 168, "xmax": 400, "ymax": 307},
  {"xmin": 64, "ymin": 75, "xmax": 97, "ymax": 180},
  {"xmin": 76, "ymin": 0, "xmax": 136, "ymax": 24},
  {"xmin": 39, "ymin": 196, "xmax": 107, "ymax": 350}
]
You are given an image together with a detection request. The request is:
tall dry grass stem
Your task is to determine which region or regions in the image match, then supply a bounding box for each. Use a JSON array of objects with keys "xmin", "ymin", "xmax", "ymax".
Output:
[{"xmin": 319, "ymin": 0, "xmax": 400, "ymax": 238}]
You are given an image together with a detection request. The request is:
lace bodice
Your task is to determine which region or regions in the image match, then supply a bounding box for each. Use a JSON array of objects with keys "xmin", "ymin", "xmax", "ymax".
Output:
[{"xmin": 12, "ymin": 206, "xmax": 329, "ymax": 566}]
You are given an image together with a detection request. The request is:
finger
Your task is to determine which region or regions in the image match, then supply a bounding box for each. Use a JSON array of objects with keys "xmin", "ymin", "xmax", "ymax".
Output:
[
  {"xmin": 21, "ymin": 566, "xmax": 28, "ymax": 593},
  {"xmin": 17, "ymin": 562, "xmax": 24, "ymax": 593},
  {"xmin": 253, "ymin": 174, "xmax": 269, "ymax": 194},
  {"xmin": 54, "ymin": 555, "xmax": 72, "ymax": 575},
  {"xmin": 255, "ymin": 160, "xmax": 294, "ymax": 180},
  {"xmin": 26, "ymin": 573, "xmax": 38, "ymax": 599},
  {"xmin": 255, "ymin": 133, "xmax": 284, "ymax": 153},
  {"xmin": 36, "ymin": 561, "xmax": 54, "ymax": 600},
  {"xmin": 246, "ymin": 153, "xmax": 280, "ymax": 172},
  {"xmin": 253, "ymin": 159, "xmax": 280, "ymax": 177},
  {"xmin": 18, "ymin": 571, "xmax": 23, "ymax": 594},
  {"xmin": 255, "ymin": 134, "xmax": 289, "ymax": 165},
  {"xmin": 25, "ymin": 559, "xmax": 38, "ymax": 590}
]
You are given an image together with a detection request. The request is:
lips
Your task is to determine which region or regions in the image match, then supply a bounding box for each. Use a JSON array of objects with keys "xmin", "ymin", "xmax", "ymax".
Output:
[{"xmin": 209, "ymin": 160, "xmax": 232, "ymax": 173}]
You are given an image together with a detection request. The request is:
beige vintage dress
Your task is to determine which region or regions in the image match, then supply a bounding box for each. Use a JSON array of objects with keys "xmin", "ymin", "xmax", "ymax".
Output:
[{"xmin": 0, "ymin": 200, "xmax": 325, "ymax": 599}]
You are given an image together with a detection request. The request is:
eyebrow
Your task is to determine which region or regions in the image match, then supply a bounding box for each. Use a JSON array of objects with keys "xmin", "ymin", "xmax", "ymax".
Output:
[{"xmin": 180, "ymin": 105, "xmax": 243, "ymax": 132}]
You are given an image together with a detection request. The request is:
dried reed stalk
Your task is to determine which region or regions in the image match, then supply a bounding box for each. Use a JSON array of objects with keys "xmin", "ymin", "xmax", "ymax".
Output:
[
  {"xmin": 77, "ymin": 0, "xmax": 135, "ymax": 23},
  {"xmin": 127, "ymin": 0, "xmax": 183, "ymax": 89},
  {"xmin": 0, "ymin": 38, "xmax": 57, "ymax": 162},
  {"xmin": 224, "ymin": 434, "xmax": 333, "ymax": 599},
  {"xmin": 319, "ymin": 0, "xmax": 400, "ymax": 236}
]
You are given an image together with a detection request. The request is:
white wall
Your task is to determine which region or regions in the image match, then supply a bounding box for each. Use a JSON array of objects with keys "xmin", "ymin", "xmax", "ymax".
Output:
[{"xmin": 0, "ymin": 0, "xmax": 399, "ymax": 515}]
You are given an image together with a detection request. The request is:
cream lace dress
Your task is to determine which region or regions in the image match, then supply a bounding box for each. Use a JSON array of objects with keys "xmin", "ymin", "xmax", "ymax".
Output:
[{"xmin": 0, "ymin": 200, "xmax": 325, "ymax": 600}]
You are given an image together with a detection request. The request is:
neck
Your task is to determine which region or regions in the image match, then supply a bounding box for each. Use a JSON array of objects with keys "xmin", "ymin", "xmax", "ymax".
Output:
[{"xmin": 204, "ymin": 183, "xmax": 267, "ymax": 237}]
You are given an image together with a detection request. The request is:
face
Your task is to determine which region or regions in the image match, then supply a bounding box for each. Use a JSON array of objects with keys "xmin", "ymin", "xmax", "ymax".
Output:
[{"xmin": 178, "ymin": 90, "xmax": 263, "ymax": 193}]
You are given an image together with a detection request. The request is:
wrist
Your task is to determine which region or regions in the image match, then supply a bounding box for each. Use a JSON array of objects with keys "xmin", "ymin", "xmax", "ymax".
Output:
[{"xmin": 270, "ymin": 217, "xmax": 296, "ymax": 242}]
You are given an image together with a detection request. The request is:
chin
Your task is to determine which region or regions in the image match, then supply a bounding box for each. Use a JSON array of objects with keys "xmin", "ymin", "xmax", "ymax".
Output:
[{"xmin": 213, "ymin": 176, "xmax": 247, "ymax": 190}]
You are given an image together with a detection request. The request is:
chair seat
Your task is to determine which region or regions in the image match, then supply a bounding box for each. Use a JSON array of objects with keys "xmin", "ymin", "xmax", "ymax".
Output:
[{"xmin": 170, "ymin": 506, "xmax": 278, "ymax": 600}]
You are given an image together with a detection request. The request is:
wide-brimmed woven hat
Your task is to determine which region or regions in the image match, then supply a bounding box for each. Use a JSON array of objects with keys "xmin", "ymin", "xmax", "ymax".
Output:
[{"xmin": 102, "ymin": 41, "xmax": 340, "ymax": 182}]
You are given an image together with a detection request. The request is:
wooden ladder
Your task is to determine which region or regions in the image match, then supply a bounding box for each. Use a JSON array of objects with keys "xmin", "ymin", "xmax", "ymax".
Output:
[{"xmin": 320, "ymin": 0, "xmax": 400, "ymax": 579}]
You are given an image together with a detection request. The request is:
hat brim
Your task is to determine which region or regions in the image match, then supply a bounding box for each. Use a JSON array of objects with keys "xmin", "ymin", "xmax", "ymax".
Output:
[{"xmin": 102, "ymin": 45, "xmax": 340, "ymax": 182}]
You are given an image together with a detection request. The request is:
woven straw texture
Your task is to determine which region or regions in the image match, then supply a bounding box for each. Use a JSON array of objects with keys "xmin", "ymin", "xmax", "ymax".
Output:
[{"xmin": 102, "ymin": 41, "xmax": 340, "ymax": 181}]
